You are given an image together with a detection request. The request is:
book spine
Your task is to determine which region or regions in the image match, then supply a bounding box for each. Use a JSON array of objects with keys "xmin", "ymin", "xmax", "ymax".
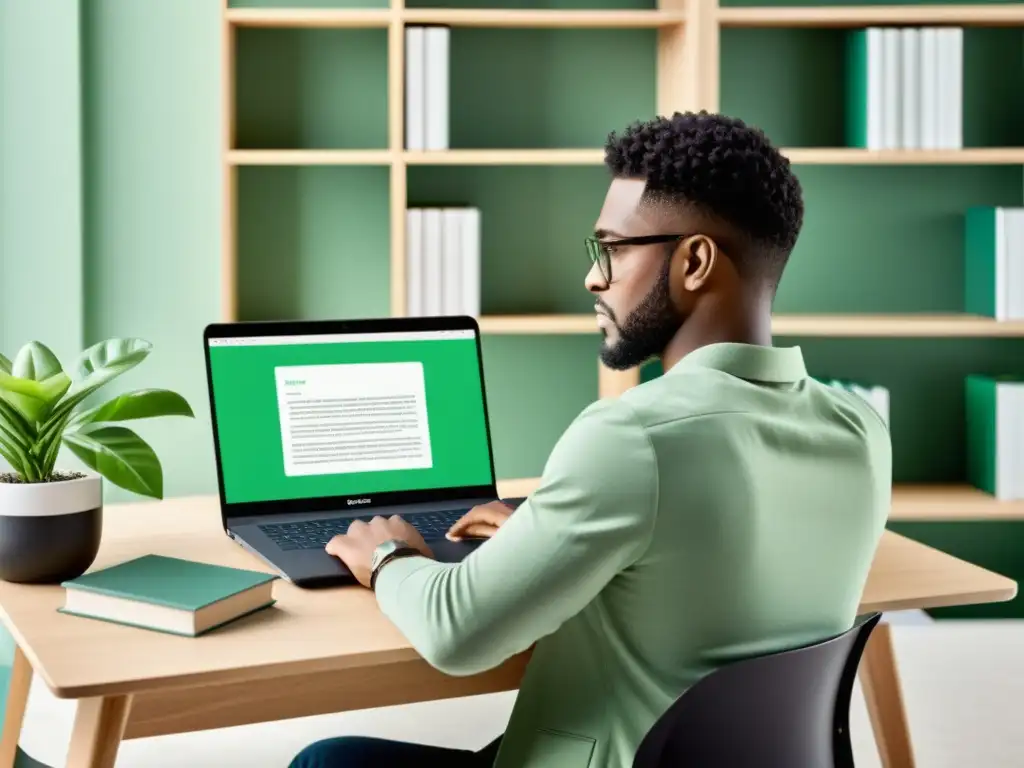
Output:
[
  {"xmin": 441, "ymin": 208, "xmax": 463, "ymax": 314},
  {"xmin": 1007, "ymin": 209, "xmax": 1024, "ymax": 320},
  {"xmin": 965, "ymin": 375, "xmax": 998, "ymax": 497},
  {"xmin": 425, "ymin": 26, "xmax": 450, "ymax": 151},
  {"xmin": 900, "ymin": 28, "xmax": 919, "ymax": 150},
  {"xmin": 919, "ymin": 28, "xmax": 938, "ymax": 150},
  {"xmin": 948, "ymin": 27, "xmax": 963, "ymax": 150},
  {"xmin": 461, "ymin": 207, "xmax": 481, "ymax": 318},
  {"xmin": 406, "ymin": 208, "xmax": 423, "ymax": 316},
  {"xmin": 882, "ymin": 28, "xmax": 900, "ymax": 149},
  {"xmin": 405, "ymin": 27, "xmax": 425, "ymax": 151},
  {"xmin": 964, "ymin": 206, "xmax": 999, "ymax": 318},
  {"xmin": 845, "ymin": 29, "xmax": 869, "ymax": 148},
  {"xmin": 422, "ymin": 208, "xmax": 442, "ymax": 315}
]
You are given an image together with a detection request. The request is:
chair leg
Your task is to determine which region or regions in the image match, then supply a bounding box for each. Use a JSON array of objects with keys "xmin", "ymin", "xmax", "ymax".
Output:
[{"xmin": 858, "ymin": 621, "xmax": 915, "ymax": 768}]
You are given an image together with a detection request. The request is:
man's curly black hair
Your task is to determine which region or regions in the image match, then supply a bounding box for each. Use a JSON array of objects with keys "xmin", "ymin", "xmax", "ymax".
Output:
[{"xmin": 604, "ymin": 111, "xmax": 804, "ymax": 290}]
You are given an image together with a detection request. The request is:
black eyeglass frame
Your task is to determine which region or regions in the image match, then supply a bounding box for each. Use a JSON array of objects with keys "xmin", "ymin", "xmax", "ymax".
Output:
[{"xmin": 584, "ymin": 233, "xmax": 689, "ymax": 286}]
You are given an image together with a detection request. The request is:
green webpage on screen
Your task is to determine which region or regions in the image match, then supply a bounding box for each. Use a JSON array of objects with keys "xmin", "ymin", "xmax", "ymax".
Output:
[{"xmin": 207, "ymin": 330, "xmax": 493, "ymax": 504}]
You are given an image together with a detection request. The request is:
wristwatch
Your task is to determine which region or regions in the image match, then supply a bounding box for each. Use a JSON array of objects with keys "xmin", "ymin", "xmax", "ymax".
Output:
[{"xmin": 369, "ymin": 539, "xmax": 421, "ymax": 590}]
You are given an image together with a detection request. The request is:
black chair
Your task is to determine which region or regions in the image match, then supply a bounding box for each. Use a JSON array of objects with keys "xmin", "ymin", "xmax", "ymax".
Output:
[{"xmin": 633, "ymin": 612, "xmax": 882, "ymax": 768}]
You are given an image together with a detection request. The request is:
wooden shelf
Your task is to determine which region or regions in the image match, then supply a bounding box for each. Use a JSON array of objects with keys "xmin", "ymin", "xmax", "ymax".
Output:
[
  {"xmin": 402, "ymin": 9, "xmax": 685, "ymax": 27},
  {"xmin": 772, "ymin": 314, "xmax": 1024, "ymax": 337},
  {"xmin": 890, "ymin": 486, "xmax": 1024, "ymax": 521},
  {"xmin": 782, "ymin": 148, "xmax": 1024, "ymax": 165},
  {"xmin": 404, "ymin": 149, "xmax": 604, "ymax": 165},
  {"xmin": 227, "ymin": 148, "xmax": 1024, "ymax": 167},
  {"xmin": 719, "ymin": 4, "xmax": 1024, "ymax": 27},
  {"xmin": 478, "ymin": 314, "xmax": 1024, "ymax": 337},
  {"xmin": 496, "ymin": 477, "xmax": 1024, "ymax": 521},
  {"xmin": 478, "ymin": 315, "xmax": 598, "ymax": 334},
  {"xmin": 225, "ymin": 8, "xmax": 393, "ymax": 28},
  {"xmin": 227, "ymin": 150, "xmax": 395, "ymax": 166}
]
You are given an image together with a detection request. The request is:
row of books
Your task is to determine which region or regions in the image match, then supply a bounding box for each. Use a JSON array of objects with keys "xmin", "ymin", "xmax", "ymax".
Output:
[
  {"xmin": 965, "ymin": 206, "xmax": 1024, "ymax": 321},
  {"xmin": 967, "ymin": 375, "xmax": 1024, "ymax": 501},
  {"xmin": 405, "ymin": 26, "xmax": 449, "ymax": 151},
  {"xmin": 846, "ymin": 27, "xmax": 962, "ymax": 150},
  {"xmin": 405, "ymin": 207, "xmax": 480, "ymax": 317},
  {"xmin": 822, "ymin": 378, "xmax": 891, "ymax": 427}
]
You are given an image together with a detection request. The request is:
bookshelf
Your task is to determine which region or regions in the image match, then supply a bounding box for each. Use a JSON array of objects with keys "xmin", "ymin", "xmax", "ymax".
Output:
[{"xmin": 220, "ymin": 0, "xmax": 1024, "ymax": 524}]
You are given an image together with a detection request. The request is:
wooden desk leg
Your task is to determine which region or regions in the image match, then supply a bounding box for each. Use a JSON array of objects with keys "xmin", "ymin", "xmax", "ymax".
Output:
[
  {"xmin": 0, "ymin": 647, "xmax": 32, "ymax": 768},
  {"xmin": 65, "ymin": 696, "xmax": 132, "ymax": 768},
  {"xmin": 859, "ymin": 622, "xmax": 915, "ymax": 768}
]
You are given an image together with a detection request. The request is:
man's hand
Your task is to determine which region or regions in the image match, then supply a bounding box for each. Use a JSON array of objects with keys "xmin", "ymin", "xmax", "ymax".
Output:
[
  {"xmin": 325, "ymin": 516, "xmax": 433, "ymax": 588},
  {"xmin": 446, "ymin": 500, "xmax": 516, "ymax": 541}
]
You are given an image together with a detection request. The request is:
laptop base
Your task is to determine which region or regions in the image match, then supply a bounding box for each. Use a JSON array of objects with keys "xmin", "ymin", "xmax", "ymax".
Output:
[{"xmin": 228, "ymin": 497, "xmax": 524, "ymax": 588}]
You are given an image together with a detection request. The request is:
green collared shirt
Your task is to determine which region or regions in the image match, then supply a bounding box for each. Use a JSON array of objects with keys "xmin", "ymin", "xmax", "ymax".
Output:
[{"xmin": 375, "ymin": 342, "xmax": 892, "ymax": 768}]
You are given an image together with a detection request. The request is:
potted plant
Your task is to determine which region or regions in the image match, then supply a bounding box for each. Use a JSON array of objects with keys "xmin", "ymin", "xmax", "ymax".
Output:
[{"xmin": 0, "ymin": 338, "xmax": 193, "ymax": 584}]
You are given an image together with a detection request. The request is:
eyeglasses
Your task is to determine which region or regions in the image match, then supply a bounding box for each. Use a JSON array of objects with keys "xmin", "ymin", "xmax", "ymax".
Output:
[{"xmin": 584, "ymin": 234, "xmax": 688, "ymax": 286}]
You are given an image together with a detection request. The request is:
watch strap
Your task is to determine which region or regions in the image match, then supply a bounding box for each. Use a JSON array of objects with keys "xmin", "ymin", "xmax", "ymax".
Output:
[{"xmin": 370, "ymin": 544, "xmax": 422, "ymax": 591}]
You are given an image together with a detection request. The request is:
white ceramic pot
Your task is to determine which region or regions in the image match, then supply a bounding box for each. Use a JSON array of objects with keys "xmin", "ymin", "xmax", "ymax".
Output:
[{"xmin": 0, "ymin": 472, "xmax": 102, "ymax": 583}]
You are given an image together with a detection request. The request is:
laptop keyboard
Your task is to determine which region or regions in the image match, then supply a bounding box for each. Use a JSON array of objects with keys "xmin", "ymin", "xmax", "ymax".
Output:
[{"xmin": 258, "ymin": 509, "xmax": 469, "ymax": 552}]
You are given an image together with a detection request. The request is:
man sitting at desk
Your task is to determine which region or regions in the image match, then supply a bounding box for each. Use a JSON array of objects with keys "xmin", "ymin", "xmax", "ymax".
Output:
[{"xmin": 289, "ymin": 111, "xmax": 892, "ymax": 768}]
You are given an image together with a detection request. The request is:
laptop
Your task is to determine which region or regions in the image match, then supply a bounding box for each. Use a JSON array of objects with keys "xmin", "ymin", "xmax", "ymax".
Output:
[{"xmin": 203, "ymin": 315, "xmax": 526, "ymax": 587}]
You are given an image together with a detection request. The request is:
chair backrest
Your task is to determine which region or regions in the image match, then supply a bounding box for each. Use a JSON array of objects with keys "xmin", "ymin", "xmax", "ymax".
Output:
[{"xmin": 632, "ymin": 612, "xmax": 881, "ymax": 768}]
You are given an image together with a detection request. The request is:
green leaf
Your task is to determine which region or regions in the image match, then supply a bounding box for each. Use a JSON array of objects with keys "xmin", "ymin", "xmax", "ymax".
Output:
[
  {"xmin": 0, "ymin": 431, "xmax": 29, "ymax": 478},
  {"xmin": 0, "ymin": 397, "xmax": 34, "ymax": 447},
  {"xmin": 70, "ymin": 338, "xmax": 152, "ymax": 395},
  {"xmin": 11, "ymin": 341, "xmax": 64, "ymax": 382},
  {"xmin": 0, "ymin": 370, "xmax": 71, "ymax": 424},
  {"xmin": 72, "ymin": 388, "xmax": 194, "ymax": 426},
  {"xmin": 63, "ymin": 425, "xmax": 163, "ymax": 498},
  {"xmin": 0, "ymin": 354, "xmax": 10, "ymax": 374}
]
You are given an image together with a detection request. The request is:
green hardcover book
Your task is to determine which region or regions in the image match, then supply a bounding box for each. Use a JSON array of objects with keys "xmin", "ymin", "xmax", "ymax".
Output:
[
  {"xmin": 845, "ymin": 27, "xmax": 881, "ymax": 149},
  {"xmin": 965, "ymin": 375, "xmax": 1023, "ymax": 500},
  {"xmin": 964, "ymin": 206, "xmax": 1004, "ymax": 319},
  {"xmin": 59, "ymin": 554, "xmax": 279, "ymax": 637}
]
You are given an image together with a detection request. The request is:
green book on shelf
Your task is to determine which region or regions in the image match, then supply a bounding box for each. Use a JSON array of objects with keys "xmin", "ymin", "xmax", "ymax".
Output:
[
  {"xmin": 965, "ymin": 374, "xmax": 1024, "ymax": 501},
  {"xmin": 964, "ymin": 206, "xmax": 1024, "ymax": 320},
  {"xmin": 845, "ymin": 27, "xmax": 882, "ymax": 149},
  {"xmin": 59, "ymin": 554, "xmax": 278, "ymax": 637},
  {"xmin": 965, "ymin": 206, "xmax": 1001, "ymax": 318}
]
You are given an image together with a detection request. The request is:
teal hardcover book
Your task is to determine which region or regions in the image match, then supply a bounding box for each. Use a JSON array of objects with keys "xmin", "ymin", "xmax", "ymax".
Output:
[{"xmin": 59, "ymin": 554, "xmax": 279, "ymax": 637}]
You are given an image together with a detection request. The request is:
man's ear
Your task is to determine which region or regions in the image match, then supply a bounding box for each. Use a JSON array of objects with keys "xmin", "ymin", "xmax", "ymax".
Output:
[{"xmin": 673, "ymin": 234, "xmax": 718, "ymax": 293}]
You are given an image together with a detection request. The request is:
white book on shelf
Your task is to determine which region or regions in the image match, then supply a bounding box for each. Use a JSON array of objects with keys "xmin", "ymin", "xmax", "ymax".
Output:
[
  {"xmin": 947, "ymin": 27, "xmax": 963, "ymax": 150},
  {"xmin": 994, "ymin": 207, "xmax": 1008, "ymax": 320},
  {"xmin": 406, "ymin": 208, "xmax": 424, "ymax": 316},
  {"xmin": 900, "ymin": 28, "xmax": 919, "ymax": 150},
  {"xmin": 405, "ymin": 27, "xmax": 425, "ymax": 151},
  {"xmin": 422, "ymin": 208, "xmax": 443, "ymax": 316},
  {"xmin": 881, "ymin": 28, "xmax": 900, "ymax": 149},
  {"xmin": 919, "ymin": 28, "xmax": 938, "ymax": 150},
  {"xmin": 996, "ymin": 382, "xmax": 1023, "ymax": 500},
  {"xmin": 1003, "ymin": 208, "xmax": 1024, "ymax": 320},
  {"xmin": 863, "ymin": 28, "xmax": 884, "ymax": 150},
  {"xmin": 424, "ymin": 26, "xmax": 449, "ymax": 151},
  {"xmin": 441, "ymin": 208, "xmax": 463, "ymax": 315},
  {"xmin": 1014, "ymin": 385, "xmax": 1024, "ymax": 500},
  {"xmin": 460, "ymin": 207, "xmax": 480, "ymax": 318}
]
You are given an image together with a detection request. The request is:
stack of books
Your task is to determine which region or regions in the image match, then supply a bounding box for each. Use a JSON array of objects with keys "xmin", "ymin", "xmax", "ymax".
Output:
[
  {"xmin": 964, "ymin": 206, "xmax": 1024, "ymax": 321},
  {"xmin": 406, "ymin": 207, "xmax": 481, "ymax": 318},
  {"xmin": 846, "ymin": 27, "xmax": 962, "ymax": 150},
  {"xmin": 822, "ymin": 378, "xmax": 891, "ymax": 427},
  {"xmin": 966, "ymin": 375, "xmax": 1024, "ymax": 501},
  {"xmin": 405, "ymin": 26, "xmax": 450, "ymax": 151}
]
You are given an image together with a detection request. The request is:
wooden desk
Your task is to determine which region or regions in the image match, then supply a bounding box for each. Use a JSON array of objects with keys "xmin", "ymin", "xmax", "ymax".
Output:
[{"xmin": 0, "ymin": 491, "xmax": 1015, "ymax": 768}]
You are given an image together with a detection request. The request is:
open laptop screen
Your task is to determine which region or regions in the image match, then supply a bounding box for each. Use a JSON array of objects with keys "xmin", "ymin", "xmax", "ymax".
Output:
[{"xmin": 205, "ymin": 324, "xmax": 495, "ymax": 511}]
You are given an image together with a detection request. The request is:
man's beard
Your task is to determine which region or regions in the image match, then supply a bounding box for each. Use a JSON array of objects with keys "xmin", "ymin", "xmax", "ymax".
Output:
[{"xmin": 597, "ymin": 261, "xmax": 684, "ymax": 371}]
